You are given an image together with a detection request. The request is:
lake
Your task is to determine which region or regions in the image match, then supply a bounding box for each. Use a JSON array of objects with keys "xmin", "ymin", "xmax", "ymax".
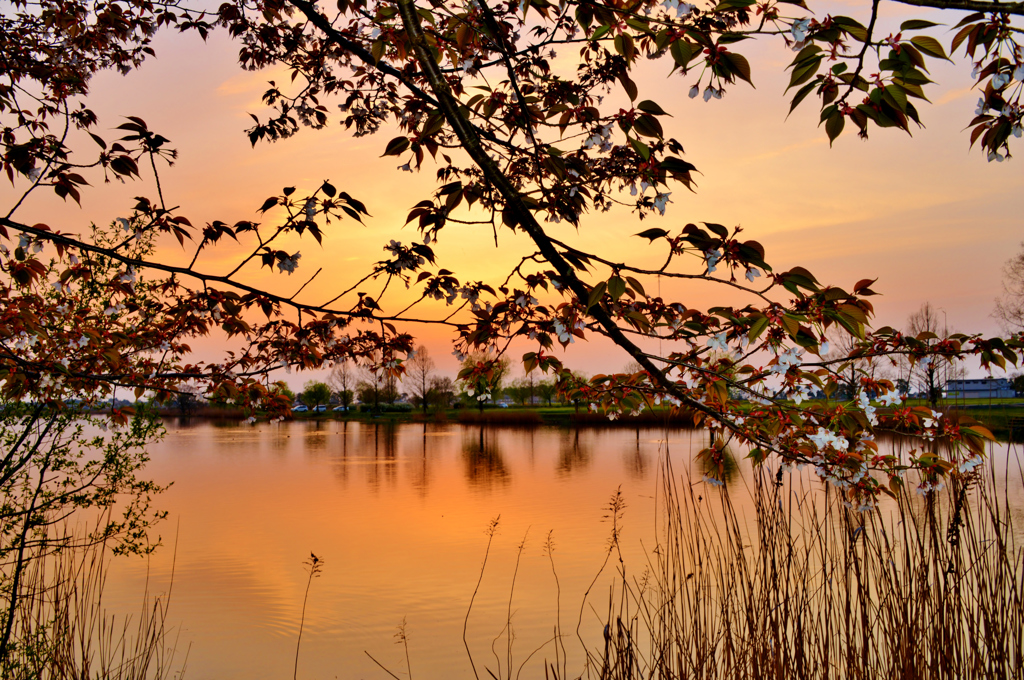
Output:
[{"xmin": 99, "ymin": 420, "xmax": 1023, "ymax": 680}]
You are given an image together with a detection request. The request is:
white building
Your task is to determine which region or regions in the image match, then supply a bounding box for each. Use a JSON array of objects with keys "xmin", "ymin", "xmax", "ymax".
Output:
[{"xmin": 943, "ymin": 378, "xmax": 1016, "ymax": 400}]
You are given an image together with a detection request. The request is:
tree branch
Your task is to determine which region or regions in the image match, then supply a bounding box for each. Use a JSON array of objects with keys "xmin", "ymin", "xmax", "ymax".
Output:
[
  {"xmin": 394, "ymin": 0, "xmax": 750, "ymax": 440},
  {"xmin": 0, "ymin": 217, "xmax": 457, "ymax": 328},
  {"xmin": 891, "ymin": 0, "xmax": 1024, "ymax": 15}
]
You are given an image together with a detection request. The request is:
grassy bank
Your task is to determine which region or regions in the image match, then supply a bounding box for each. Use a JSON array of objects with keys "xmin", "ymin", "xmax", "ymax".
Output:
[
  {"xmin": 154, "ymin": 399, "xmax": 1024, "ymax": 440},
  {"xmin": 580, "ymin": 452, "xmax": 1024, "ymax": 679}
]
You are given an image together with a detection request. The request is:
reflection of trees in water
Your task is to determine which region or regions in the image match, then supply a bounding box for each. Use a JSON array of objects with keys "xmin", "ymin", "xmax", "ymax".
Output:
[
  {"xmin": 624, "ymin": 431, "xmax": 651, "ymax": 479},
  {"xmin": 410, "ymin": 422, "xmax": 436, "ymax": 495},
  {"xmin": 331, "ymin": 420, "xmax": 351, "ymax": 486},
  {"xmin": 462, "ymin": 427, "xmax": 509, "ymax": 487},
  {"xmin": 304, "ymin": 420, "xmax": 329, "ymax": 453},
  {"xmin": 364, "ymin": 422, "xmax": 399, "ymax": 490},
  {"xmin": 557, "ymin": 429, "xmax": 591, "ymax": 475}
]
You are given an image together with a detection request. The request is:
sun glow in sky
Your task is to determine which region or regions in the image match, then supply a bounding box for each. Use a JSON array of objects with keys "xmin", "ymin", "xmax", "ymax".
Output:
[{"xmin": 4, "ymin": 0, "xmax": 1022, "ymax": 385}]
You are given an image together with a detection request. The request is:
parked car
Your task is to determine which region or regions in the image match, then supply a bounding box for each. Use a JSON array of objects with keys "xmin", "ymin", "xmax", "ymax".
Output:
[
  {"xmin": 332, "ymin": 405, "xmax": 349, "ymax": 412},
  {"xmin": 312, "ymin": 405, "xmax": 327, "ymax": 412},
  {"xmin": 292, "ymin": 404, "xmax": 309, "ymax": 412}
]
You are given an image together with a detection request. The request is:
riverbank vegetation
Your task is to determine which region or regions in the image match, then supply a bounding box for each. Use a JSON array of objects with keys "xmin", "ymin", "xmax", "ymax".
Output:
[
  {"xmin": 578, "ymin": 450, "xmax": 1024, "ymax": 679},
  {"xmin": 149, "ymin": 399, "xmax": 1024, "ymax": 440}
]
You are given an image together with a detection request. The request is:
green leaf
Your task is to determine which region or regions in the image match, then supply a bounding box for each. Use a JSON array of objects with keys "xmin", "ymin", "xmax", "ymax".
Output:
[
  {"xmin": 910, "ymin": 35, "xmax": 949, "ymax": 60},
  {"xmin": 637, "ymin": 100, "xmax": 670, "ymax": 116},
  {"xmin": 633, "ymin": 114, "xmax": 663, "ymax": 138},
  {"xmin": 371, "ymin": 40, "xmax": 385, "ymax": 63},
  {"xmin": 787, "ymin": 56, "xmax": 822, "ymax": 91},
  {"xmin": 669, "ymin": 40, "xmax": 694, "ymax": 68},
  {"xmin": 787, "ymin": 80, "xmax": 818, "ymax": 117},
  {"xmin": 659, "ymin": 157, "xmax": 697, "ymax": 174},
  {"xmin": 590, "ymin": 24, "xmax": 612, "ymax": 41},
  {"xmin": 900, "ymin": 19, "xmax": 941, "ymax": 31},
  {"xmin": 586, "ymin": 281, "xmax": 607, "ymax": 312},
  {"xmin": 789, "ymin": 44, "xmax": 822, "ymax": 67},
  {"xmin": 614, "ymin": 33, "xmax": 635, "ymax": 62},
  {"xmin": 620, "ymin": 73, "xmax": 638, "ymax": 101},
  {"xmin": 382, "ymin": 136, "xmax": 410, "ymax": 156},
  {"xmin": 825, "ymin": 111, "xmax": 845, "ymax": 145},
  {"xmin": 625, "ymin": 276, "xmax": 646, "ymax": 297},
  {"xmin": 704, "ymin": 223, "xmax": 729, "ymax": 238},
  {"xmin": 629, "ymin": 137, "xmax": 651, "ymax": 161},
  {"xmin": 747, "ymin": 315, "xmax": 769, "ymax": 343},
  {"xmin": 724, "ymin": 52, "xmax": 753, "ymax": 86},
  {"xmin": 832, "ymin": 16, "xmax": 868, "ymax": 41},
  {"xmin": 781, "ymin": 314, "xmax": 800, "ymax": 338},
  {"xmin": 635, "ymin": 228, "xmax": 669, "ymax": 242},
  {"xmin": 607, "ymin": 276, "xmax": 626, "ymax": 300}
]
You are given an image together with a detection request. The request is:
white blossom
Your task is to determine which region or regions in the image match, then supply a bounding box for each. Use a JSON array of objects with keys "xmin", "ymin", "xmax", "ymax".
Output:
[
  {"xmin": 278, "ymin": 252, "xmax": 301, "ymax": 274},
  {"xmin": 878, "ymin": 389, "xmax": 903, "ymax": 407},
  {"xmin": 857, "ymin": 390, "xmax": 877, "ymax": 425},
  {"xmin": 808, "ymin": 427, "xmax": 848, "ymax": 452},
  {"xmin": 916, "ymin": 480, "xmax": 945, "ymax": 496},
  {"xmin": 959, "ymin": 456, "xmax": 983, "ymax": 473},
  {"xmin": 791, "ymin": 384, "xmax": 812, "ymax": 405},
  {"xmin": 553, "ymin": 319, "xmax": 574, "ymax": 344},
  {"xmin": 706, "ymin": 248, "xmax": 722, "ymax": 273},
  {"xmin": 663, "ymin": 0, "xmax": 695, "ymax": 17},
  {"xmin": 791, "ymin": 18, "xmax": 811, "ymax": 43},
  {"xmin": 652, "ymin": 192, "xmax": 671, "ymax": 215},
  {"xmin": 582, "ymin": 123, "xmax": 613, "ymax": 151},
  {"xmin": 707, "ymin": 332, "xmax": 729, "ymax": 353},
  {"xmin": 770, "ymin": 346, "xmax": 803, "ymax": 374}
]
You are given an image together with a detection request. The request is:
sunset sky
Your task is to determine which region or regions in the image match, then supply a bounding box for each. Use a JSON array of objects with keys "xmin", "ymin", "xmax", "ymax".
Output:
[{"xmin": 5, "ymin": 0, "xmax": 1022, "ymax": 386}]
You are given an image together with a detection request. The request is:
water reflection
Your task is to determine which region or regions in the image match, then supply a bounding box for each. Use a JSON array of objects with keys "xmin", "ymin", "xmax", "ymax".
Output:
[
  {"xmin": 101, "ymin": 422, "xmax": 1022, "ymax": 680},
  {"xmin": 622, "ymin": 436, "xmax": 647, "ymax": 477},
  {"xmin": 462, "ymin": 426, "xmax": 509, "ymax": 486},
  {"xmin": 557, "ymin": 429, "xmax": 591, "ymax": 474},
  {"xmin": 368, "ymin": 422, "xmax": 399, "ymax": 490},
  {"xmin": 410, "ymin": 422, "xmax": 436, "ymax": 495}
]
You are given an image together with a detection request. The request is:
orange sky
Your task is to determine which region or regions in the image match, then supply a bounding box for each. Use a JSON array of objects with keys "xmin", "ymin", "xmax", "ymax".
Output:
[{"xmin": 4, "ymin": 0, "xmax": 1022, "ymax": 386}]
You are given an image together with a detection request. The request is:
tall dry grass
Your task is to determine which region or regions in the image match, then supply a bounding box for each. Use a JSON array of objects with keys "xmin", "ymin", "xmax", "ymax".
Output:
[
  {"xmin": 1, "ymin": 538, "xmax": 183, "ymax": 680},
  {"xmin": 584, "ymin": 447, "xmax": 1024, "ymax": 680}
]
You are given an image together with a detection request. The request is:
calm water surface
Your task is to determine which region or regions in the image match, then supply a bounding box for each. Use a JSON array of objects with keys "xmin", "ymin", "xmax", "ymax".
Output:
[{"xmin": 102, "ymin": 421, "xmax": 1022, "ymax": 680}]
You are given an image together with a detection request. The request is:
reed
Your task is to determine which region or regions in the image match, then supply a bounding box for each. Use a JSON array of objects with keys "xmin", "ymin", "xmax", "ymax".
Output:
[
  {"xmin": 1, "ymin": 535, "xmax": 182, "ymax": 680},
  {"xmin": 582, "ymin": 446, "xmax": 1024, "ymax": 680}
]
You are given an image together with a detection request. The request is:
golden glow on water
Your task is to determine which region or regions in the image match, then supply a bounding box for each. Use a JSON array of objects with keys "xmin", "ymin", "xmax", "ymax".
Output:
[
  {"xmin": 103, "ymin": 422, "xmax": 692, "ymax": 679},
  {"xmin": 102, "ymin": 422, "xmax": 1022, "ymax": 679}
]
